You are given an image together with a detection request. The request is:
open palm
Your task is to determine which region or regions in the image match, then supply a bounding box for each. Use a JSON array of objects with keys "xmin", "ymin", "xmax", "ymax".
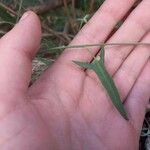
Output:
[{"xmin": 0, "ymin": 0, "xmax": 150, "ymax": 150}]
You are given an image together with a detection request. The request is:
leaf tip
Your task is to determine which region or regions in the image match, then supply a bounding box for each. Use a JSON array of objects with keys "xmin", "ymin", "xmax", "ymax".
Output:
[{"xmin": 72, "ymin": 60, "xmax": 93, "ymax": 69}]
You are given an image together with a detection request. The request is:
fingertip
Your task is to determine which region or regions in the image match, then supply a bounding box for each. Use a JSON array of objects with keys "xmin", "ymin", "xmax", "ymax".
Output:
[
  {"xmin": 18, "ymin": 11, "xmax": 42, "ymax": 52},
  {"xmin": 19, "ymin": 11, "xmax": 41, "ymax": 33},
  {"xmin": 1, "ymin": 11, "xmax": 42, "ymax": 59}
]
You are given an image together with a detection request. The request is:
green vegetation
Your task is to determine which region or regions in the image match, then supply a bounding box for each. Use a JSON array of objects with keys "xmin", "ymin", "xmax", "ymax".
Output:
[{"xmin": 74, "ymin": 47, "xmax": 129, "ymax": 120}]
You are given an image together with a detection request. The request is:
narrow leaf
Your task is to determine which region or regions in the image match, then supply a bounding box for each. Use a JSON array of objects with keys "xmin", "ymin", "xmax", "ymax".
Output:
[
  {"xmin": 93, "ymin": 60, "xmax": 128, "ymax": 120},
  {"xmin": 73, "ymin": 48, "xmax": 129, "ymax": 120},
  {"xmin": 73, "ymin": 61, "xmax": 93, "ymax": 69}
]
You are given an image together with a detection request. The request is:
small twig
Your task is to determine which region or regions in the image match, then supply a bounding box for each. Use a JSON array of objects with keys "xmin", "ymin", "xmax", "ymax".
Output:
[
  {"xmin": 0, "ymin": 21, "xmax": 14, "ymax": 26},
  {"xmin": 42, "ymin": 32, "xmax": 74, "ymax": 39},
  {"xmin": 63, "ymin": 0, "xmax": 76, "ymax": 33},
  {"xmin": 16, "ymin": 0, "xmax": 23, "ymax": 23},
  {"xmin": 62, "ymin": 33, "xmax": 71, "ymax": 43},
  {"xmin": 28, "ymin": 0, "xmax": 71, "ymax": 15},
  {"xmin": 42, "ymin": 24, "xmax": 69, "ymax": 43},
  {"xmin": 63, "ymin": 22, "xmax": 72, "ymax": 42},
  {"xmin": 89, "ymin": 0, "xmax": 95, "ymax": 13},
  {"xmin": 0, "ymin": 2, "xmax": 17, "ymax": 17},
  {"xmin": 50, "ymin": 42, "xmax": 150, "ymax": 50},
  {"xmin": 71, "ymin": 0, "xmax": 76, "ymax": 20}
]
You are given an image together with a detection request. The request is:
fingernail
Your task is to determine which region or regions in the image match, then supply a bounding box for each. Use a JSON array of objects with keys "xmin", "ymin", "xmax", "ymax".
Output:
[{"xmin": 20, "ymin": 12, "xmax": 30, "ymax": 21}]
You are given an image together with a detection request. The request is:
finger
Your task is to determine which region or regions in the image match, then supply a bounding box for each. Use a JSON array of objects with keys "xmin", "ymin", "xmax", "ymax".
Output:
[
  {"xmin": 57, "ymin": 0, "xmax": 135, "ymax": 63},
  {"xmin": 105, "ymin": 0, "xmax": 150, "ymax": 74},
  {"xmin": 113, "ymin": 32, "xmax": 150, "ymax": 102},
  {"xmin": 87, "ymin": 0, "xmax": 150, "ymax": 80},
  {"xmin": 0, "ymin": 11, "xmax": 41, "ymax": 116},
  {"xmin": 125, "ymin": 60, "xmax": 150, "ymax": 132}
]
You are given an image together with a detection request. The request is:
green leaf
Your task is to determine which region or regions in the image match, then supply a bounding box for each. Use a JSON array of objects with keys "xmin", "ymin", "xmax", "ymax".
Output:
[
  {"xmin": 73, "ymin": 48, "xmax": 129, "ymax": 120},
  {"xmin": 93, "ymin": 60, "xmax": 128, "ymax": 120},
  {"xmin": 73, "ymin": 60, "xmax": 93, "ymax": 69}
]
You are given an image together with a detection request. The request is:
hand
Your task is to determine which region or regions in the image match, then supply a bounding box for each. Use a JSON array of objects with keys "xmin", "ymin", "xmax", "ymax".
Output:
[{"xmin": 0, "ymin": 0, "xmax": 150, "ymax": 149}]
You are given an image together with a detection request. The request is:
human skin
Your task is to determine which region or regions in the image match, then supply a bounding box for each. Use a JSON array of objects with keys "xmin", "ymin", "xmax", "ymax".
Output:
[{"xmin": 0, "ymin": 0, "xmax": 150, "ymax": 149}]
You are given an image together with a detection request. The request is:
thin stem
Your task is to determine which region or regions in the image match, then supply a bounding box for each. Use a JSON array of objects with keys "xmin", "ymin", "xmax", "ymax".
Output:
[
  {"xmin": 50, "ymin": 42, "xmax": 150, "ymax": 50},
  {"xmin": 16, "ymin": 0, "xmax": 23, "ymax": 23},
  {"xmin": 0, "ymin": 2, "xmax": 17, "ymax": 16}
]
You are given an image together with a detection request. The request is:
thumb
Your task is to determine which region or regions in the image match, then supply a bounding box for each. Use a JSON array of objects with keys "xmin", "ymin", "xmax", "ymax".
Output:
[{"xmin": 0, "ymin": 11, "xmax": 41, "ymax": 117}]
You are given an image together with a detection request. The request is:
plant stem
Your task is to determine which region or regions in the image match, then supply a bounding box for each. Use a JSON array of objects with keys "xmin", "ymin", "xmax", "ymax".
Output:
[
  {"xmin": 16, "ymin": 0, "xmax": 23, "ymax": 23},
  {"xmin": 0, "ymin": 2, "xmax": 17, "ymax": 16},
  {"xmin": 50, "ymin": 42, "xmax": 150, "ymax": 50}
]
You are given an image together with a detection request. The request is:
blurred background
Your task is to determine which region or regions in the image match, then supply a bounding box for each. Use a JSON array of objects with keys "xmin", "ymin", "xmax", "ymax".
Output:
[{"xmin": 0, "ymin": 0, "xmax": 149, "ymax": 149}]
